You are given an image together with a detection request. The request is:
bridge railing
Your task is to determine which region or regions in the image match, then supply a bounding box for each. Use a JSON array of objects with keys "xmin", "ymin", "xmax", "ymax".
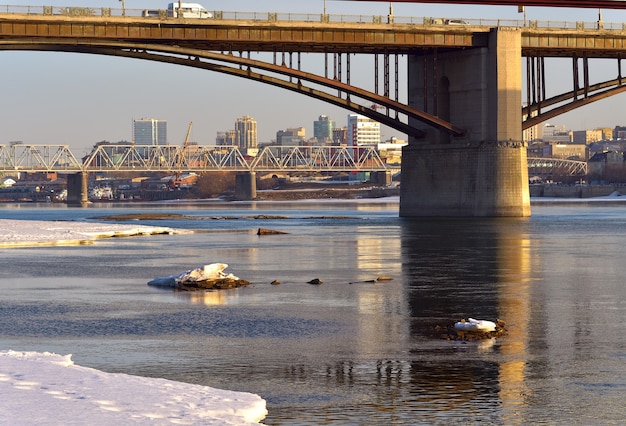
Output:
[{"xmin": 1, "ymin": 5, "xmax": 624, "ymax": 31}]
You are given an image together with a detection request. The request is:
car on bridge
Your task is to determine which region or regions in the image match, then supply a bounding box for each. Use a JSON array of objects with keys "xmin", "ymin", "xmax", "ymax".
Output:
[
  {"xmin": 431, "ymin": 18, "xmax": 469, "ymax": 25},
  {"xmin": 445, "ymin": 19, "xmax": 469, "ymax": 25}
]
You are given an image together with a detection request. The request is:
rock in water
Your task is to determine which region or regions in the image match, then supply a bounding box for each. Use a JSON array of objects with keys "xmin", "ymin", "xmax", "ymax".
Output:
[
  {"xmin": 307, "ymin": 278, "xmax": 323, "ymax": 285},
  {"xmin": 257, "ymin": 228, "xmax": 289, "ymax": 235},
  {"xmin": 148, "ymin": 263, "xmax": 249, "ymax": 291}
]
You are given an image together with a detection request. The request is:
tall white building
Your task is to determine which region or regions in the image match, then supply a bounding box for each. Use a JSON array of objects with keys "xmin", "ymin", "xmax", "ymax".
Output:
[
  {"xmin": 133, "ymin": 118, "xmax": 167, "ymax": 145},
  {"xmin": 235, "ymin": 115, "xmax": 258, "ymax": 150},
  {"xmin": 347, "ymin": 114, "xmax": 380, "ymax": 146},
  {"xmin": 542, "ymin": 123, "xmax": 571, "ymax": 143}
]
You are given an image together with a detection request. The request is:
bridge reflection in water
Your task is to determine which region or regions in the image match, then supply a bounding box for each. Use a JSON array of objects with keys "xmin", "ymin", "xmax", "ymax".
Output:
[{"xmin": 0, "ymin": 144, "xmax": 389, "ymax": 173}]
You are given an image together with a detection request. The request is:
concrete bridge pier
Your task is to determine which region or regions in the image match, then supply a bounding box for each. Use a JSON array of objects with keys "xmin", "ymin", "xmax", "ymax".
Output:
[
  {"xmin": 400, "ymin": 28, "xmax": 530, "ymax": 217},
  {"xmin": 234, "ymin": 172, "xmax": 257, "ymax": 201},
  {"xmin": 66, "ymin": 172, "xmax": 89, "ymax": 206},
  {"xmin": 370, "ymin": 171, "xmax": 392, "ymax": 185}
]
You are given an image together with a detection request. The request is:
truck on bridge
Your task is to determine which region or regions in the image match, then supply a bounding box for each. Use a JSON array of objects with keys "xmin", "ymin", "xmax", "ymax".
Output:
[{"xmin": 166, "ymin": 2, "xmax": 212, "ymax": 19}]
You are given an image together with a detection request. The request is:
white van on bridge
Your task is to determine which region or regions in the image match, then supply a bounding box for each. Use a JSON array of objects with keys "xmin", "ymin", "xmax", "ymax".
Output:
[{"xmin": 167, "ymin": 2, "xmax": 212, "ymax": 19}]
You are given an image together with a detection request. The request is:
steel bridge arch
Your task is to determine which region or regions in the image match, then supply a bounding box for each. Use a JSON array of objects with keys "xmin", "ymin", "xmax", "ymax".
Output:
[
  {"xmin": 523, "ymin": 75, "xmax": 626, "ymax": 130},
  {"xmin": 0, "ymin": 39, "xmax": 467, "ymax": 138},
  {"xmin": 6, "ymin": 37, "xmax": 626, "ymax": 137}
]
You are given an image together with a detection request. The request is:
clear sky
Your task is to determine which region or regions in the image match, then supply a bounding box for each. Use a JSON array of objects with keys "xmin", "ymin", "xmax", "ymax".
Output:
[{"xmin": 4, "ymin": 1, "xmax": 626, "ymax": 154}]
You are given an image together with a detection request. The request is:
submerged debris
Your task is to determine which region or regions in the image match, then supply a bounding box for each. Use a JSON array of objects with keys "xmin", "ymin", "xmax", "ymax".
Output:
[
  {"xmin": 426, "ymin": 319, "xmax": 507, "ymax": 341},
  {"xmin": 349, "ymin": 276, "xmax": 394, "ymax": 284}
]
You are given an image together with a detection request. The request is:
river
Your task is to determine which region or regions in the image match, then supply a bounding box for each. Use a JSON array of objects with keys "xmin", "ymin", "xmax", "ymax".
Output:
[{"xmin": 0, "ymin": 199, "xmax": 625, "ymax": 425}]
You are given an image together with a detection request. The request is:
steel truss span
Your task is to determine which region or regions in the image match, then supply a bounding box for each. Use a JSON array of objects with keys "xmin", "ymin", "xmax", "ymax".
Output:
[
  {"xmin": 527, "ymin": 157, "xmax": 588, "ymax": 177},
  {"xmin": 0, "ymin": 144, "xmax": 388, "ymax": 173}
]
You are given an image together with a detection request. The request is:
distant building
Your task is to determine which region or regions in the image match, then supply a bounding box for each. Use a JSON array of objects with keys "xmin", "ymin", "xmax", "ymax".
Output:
[
  {"xmin": 572, "ymin": 129, "xmax": 603, "ymax": 145},
  {"xmin": 347, "ymin": 114, "xmax": 380, "ymax": 146},
  {"xmin": 542, "ymin": 123, "xmax": 571, "ymax": 143},
  {"xmin": 276, "ymin": 127, "xmax": 305, "ymax": 146},
  {"xmin": 377, "ymin": 137, "xmax": 407, "ymax": 165},
  {"xmin": 332, "ymin": 127, "xmax": 348, "ymax": 145},
  {"xmin": 613, "ymin": 125, "xmax": 626, "ymax": 139},
  {"xmin": 550, "ymin": 142, "xmax": 588, "ymax": 160},
  {"xmin": 313, "ymin": 115, "xmax": 335, "ymax": 142},
  {"xmin": 216, "ymin": 130, "xmax": 236, "ymax": 146},
  {"xmin": 235, "ymin": 115, "xmax": 258, "ymax": 151},
  {"xmin": 527, "ymin": 141, "xmax": 549, "ymax": 158},
  {"xmin": 133, "ymin": 118, "xmax": 167, "ymax": 145},
  {"xmin": 598, "ymin": 127, "xmax": 613, "ymax": 140},
  {"xmin": 522, "ymin": 106, "xmax": 541, "ymax": 143},
  {"xmin": 0, "ymin": 177, "xmax": 16, "ymax": 187},
  {"xmin": 588, "ymin": 151, "xmax": 625, "ymax": 183}
]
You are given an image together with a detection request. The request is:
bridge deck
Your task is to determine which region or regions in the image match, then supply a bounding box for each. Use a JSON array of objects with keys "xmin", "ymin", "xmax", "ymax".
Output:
[{"xmin": 2, "ymin": 9, "xmax": 626, "ymax": 57}]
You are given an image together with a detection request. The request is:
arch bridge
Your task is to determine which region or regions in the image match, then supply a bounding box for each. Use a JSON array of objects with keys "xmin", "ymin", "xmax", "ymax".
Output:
[
  {"xmin": 2, "ymin": 3, "xmax": 626, "ymax": 214},
  {"xmin": 4, "ymin": 5, "xmax": 626, "ymax": 137}
]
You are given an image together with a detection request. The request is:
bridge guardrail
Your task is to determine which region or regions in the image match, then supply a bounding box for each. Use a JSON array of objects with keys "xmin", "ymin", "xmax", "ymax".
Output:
[{"xmin": 1, "ymin": 5, "xmax": 624, "ymax": 31}]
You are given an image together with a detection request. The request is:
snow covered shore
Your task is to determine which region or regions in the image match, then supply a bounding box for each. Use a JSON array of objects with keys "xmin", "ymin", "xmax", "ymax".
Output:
[
  {"xmin": 0, "ymin": 351, "xmax": 267, "ymax": 425},
  {"xmin": 0, "ymin": 219, "xmax": 267, "ymax": 424},
  {"xmin": 0, "ymin": 219, "xmax": 192, "ymax": 247}
]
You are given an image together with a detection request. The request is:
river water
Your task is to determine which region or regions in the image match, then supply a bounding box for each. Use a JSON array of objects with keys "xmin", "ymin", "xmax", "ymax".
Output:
[{"xmin": 0, "ymin": 199, "xmax": 625, "ymax": 425}]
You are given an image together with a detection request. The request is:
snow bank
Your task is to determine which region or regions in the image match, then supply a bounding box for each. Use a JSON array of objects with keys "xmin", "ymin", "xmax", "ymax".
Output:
[
  {"xmin": 0, "ymin": 219, "xmax": 191, "ymax": 247},
  {"xmin": 0, "ymin": 350, "xmax": 267, "ymax": 425}
]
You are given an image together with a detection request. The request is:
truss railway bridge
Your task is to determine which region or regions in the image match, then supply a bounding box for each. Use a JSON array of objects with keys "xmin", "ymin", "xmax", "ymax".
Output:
[
  {"xmin": 0, "ymin": 144, "xmax": 394, "ymax": 204},
  {"xmin": 2, "ymin": 1, "xmax": 625, "ymax": 213}
]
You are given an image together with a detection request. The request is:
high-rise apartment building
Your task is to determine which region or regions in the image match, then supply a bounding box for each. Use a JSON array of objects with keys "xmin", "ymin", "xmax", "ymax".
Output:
[
  {"xmin": 347, "ymin": 114, "xmax": 380, "ymax": 146},
  {"xmin": 133, "ymin": 118, "xmax": 167, "ymax": 145},
  {"xmin": 313, "ymin": 115, "xmax": 335, "ymax": 142},
  {"xmin": 235, "ymin": 115, "xmax": 258, "ymax": 150}
]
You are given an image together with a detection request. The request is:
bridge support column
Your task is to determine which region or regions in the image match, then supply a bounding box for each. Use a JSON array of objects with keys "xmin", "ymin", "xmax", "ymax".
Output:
[
  {"xmin": 234, "ymin": 172, "xmax": 257, "ymax": 201},
  {"xmin": 370, "ymin": 171, "xmax": 391, "ymax": 185},
  {"xmin": 66, "ymin": 172, "xmax": 89, "ymax": 206},
  {"xmin": 400, "ymin": 28, "xmax": 530, "ymax": 217}
]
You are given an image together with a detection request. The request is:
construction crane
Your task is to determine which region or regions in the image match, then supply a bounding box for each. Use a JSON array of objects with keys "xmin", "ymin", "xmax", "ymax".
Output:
[
  {"xmin": 171, "ymin": 122, "xmax": 192, "ymax": 189},
  {"xmin": 183, "ymin": 121, "xmax": 193, "ymax": 148}
]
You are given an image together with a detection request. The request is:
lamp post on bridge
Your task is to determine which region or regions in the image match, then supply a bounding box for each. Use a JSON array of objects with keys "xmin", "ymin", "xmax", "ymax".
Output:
[
  {"xmin": 118, "ymin": 0, "xmax": 125, "ymax": 16},
  {"xmin": 323, "ymin": 0, "xmax": 329, "ymax": 23}
]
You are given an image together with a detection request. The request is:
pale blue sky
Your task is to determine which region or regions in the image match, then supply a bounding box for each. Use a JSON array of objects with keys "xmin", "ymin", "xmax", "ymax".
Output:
[{"xmin": 3, "ymin": 1, "xmax": 626, "ymax": 153}]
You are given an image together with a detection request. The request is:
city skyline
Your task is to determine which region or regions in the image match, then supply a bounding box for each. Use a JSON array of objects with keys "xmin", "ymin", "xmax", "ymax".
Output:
[{"xmin": 4, "ymin": 0, "xmax": 626, "ymax": 154}]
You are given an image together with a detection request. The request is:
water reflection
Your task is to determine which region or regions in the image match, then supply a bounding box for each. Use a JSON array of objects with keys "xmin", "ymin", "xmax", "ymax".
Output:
[
  {"xmin": 7, "ymin": 204, "xmax": 626, "ymax": 422},
  {"xmin": 401, "ymin": 218, "xmax": 536, "ymax": 420}
]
